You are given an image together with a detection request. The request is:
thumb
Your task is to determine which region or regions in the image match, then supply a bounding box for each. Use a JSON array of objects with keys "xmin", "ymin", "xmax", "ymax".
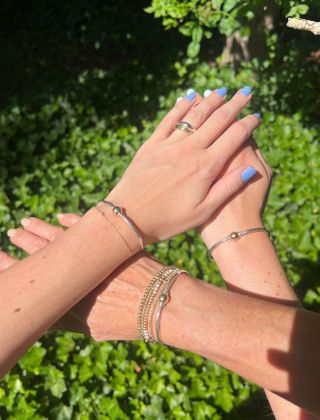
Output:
[{"xmin": 206, "ymin": 165, "xmax": 257, "ymax": 210}]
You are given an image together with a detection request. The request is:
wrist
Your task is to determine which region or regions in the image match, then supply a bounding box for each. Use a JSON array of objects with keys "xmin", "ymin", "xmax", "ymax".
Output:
[
  {"xmin": 200, "ymin": 217, "xmax": 264, "ymax": 249},
  {"xmin": 95, "ymin": 203, "xmax": 142, "ymax": 256},
  {"xmin": 160, "ymin": 274, "xmax": 205, "ymax": 351}
]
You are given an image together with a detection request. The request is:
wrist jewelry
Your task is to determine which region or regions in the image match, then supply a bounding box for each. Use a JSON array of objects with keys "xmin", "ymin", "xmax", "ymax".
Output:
[
  {"xmin": 137, "ymin": 266, "xmax": 187, "ymax": 344},
  {"xmin": 97, "ymin": 200, "xmax": 144, "ymax": 251},
  {"xmin": 155, "ymin": 269, "xmax": 187, "ymax": 344},
  {"xmin": 208, "ymin": 227, "xmax": 269, "ymax": 260}
]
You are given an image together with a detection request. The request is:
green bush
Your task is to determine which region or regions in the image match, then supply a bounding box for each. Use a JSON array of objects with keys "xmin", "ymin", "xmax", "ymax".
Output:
[
  {"xmin": 0, "ymin": 60, "xmax": 319, "ymax": 418},
  {"xmin": 0, "ymin": 1, "xmax": 319, "ymax": 418}
]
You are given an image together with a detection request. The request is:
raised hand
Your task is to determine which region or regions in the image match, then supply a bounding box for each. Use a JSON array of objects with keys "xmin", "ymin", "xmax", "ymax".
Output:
[
  {"xmin": 199, "ymin": 137, "xmax": 272, "ymax": 249},
  {"xmin": 106, "ymin": 87, "xmax": 261, "ymax": 243}
]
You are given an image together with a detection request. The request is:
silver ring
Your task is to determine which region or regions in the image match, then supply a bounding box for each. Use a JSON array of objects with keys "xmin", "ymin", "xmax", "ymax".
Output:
[{"xmin": 175, "ymin": 120, "xmax": 196, "ymax": 135}]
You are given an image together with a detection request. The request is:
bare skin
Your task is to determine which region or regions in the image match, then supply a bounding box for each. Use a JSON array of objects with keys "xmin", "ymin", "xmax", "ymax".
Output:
[
  {"xmin": 0, "ymin": 88, "xmax": 260, "ymax": 377},
  {"xmin": 2, "ymin": 217, "xmax": 320, "ymax": 418}
]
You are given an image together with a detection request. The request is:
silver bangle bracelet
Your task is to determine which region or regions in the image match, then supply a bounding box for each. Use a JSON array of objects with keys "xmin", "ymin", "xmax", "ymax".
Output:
[
  {"xmin": 208, "ymin": 227, "xmax": 269, "ymax": 260},
  {"xmin": 98, "ymin": 200, "xmax": 144, "ymax": 250},
  {"xmin": 155, "ymin": 269, "xmax": 188, "ymax": 345}
]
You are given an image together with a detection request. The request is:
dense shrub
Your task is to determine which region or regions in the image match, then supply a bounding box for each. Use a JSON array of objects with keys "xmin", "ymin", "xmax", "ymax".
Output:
[{"xmin": 0, "ymin": 1, "xmax": 319, "ymax": 419}]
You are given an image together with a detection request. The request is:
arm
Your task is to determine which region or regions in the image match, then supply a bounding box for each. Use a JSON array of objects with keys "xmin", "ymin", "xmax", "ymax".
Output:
[
  {"xmin": 199, "ymin": 140, "xmax": 315, "ymax": 419},
  {"xmin": 5, "ymin": 215, "xmax": 320, "ymax": 417},
  {"xmin": 0, "ymin": 208, "xmax": 135, "ymax": 377},
  {"xmin": 166, "ymin": 274, "xmax": 320, "ymax": 418},
  {"xmin": 0, "ymin": 88, "xmax": 258, "ymax": 376}
]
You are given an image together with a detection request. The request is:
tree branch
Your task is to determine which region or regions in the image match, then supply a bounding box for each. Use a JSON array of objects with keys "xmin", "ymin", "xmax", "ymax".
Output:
[{"xmin": 287, "ymin": 18, "xmax": 320, "ymax": 36}]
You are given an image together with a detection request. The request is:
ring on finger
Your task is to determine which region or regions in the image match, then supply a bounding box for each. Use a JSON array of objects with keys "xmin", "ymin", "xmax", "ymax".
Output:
[{"xmin": 175, "ymin": 120, "xmax": 196, "ymax": 135}]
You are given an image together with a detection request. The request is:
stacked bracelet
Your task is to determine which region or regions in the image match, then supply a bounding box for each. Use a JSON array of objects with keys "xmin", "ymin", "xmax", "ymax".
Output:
[{"xmin": 137, "ymin": 266, "xmax": 186, "ymax": 344}]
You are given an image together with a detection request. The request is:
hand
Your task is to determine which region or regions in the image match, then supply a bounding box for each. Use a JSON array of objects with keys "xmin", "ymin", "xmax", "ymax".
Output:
[
  {"xmin": 199, "ymin": 138, "xmax": 272, "ymax": 251},
  {"xmin": 4, "ymin": 215, "xmax": 162, "ymax": 340},
  {"xmin": 106, "ymin": 87, "xmax": 261, "ymax": 244}
]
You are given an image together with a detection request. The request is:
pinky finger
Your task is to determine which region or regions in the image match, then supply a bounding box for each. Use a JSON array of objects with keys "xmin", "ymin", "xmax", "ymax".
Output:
[
  {"xmin": 204, "ymin": 165, "xmax": 258, "ymax": 212},
  {"xmin": 0, "ymin": 251, "xmax": 17, "ymax": 270}
]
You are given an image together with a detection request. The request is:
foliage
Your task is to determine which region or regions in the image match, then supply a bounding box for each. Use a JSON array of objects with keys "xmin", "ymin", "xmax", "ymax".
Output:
[
  {"xmin": 0, "ymin": 0, "xmax": 319, "ymax": 419},
  {"xmin": 146, "ymin": 0, "xmax": 319, "ymax": 58}
]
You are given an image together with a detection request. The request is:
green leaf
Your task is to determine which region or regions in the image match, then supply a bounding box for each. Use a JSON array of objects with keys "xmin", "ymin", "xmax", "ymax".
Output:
[
  {"xmin": 192, "ymin": 26, "xmax": 203, "ymax": 43},
  {"xmin": 187, "ymin": 41, "xmax": 201, "ymax": 58}
]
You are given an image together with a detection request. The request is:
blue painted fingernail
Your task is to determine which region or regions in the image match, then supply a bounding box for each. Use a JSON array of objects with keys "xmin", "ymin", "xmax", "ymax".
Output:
[
  {"xmin": 254, "ymin": 112, "xmax": 261, "ymax": 119},
  {"xmin": 186, "ymin": 88, "xmax": 194, "ymax": 95},
  {"xmin": 216, "ymin": 86, "xmax": 228, "ymax": 97},
  {"xmin": 240, "ymin": 86, "xmax": 252, "ymax": 96},
  {"xmin": 204, "ymin": 89, "xmax": 212, "ymax": 98},
  {"xmin": 185, "ymin": 90, "xmax": 196, "ymax": 101},
  {"xmin": 241, "ymin": 166, "xmax": 257, "ymax": 183}
]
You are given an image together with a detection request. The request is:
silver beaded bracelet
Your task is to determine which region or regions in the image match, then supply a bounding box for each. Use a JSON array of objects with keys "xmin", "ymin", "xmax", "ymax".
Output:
[{"xmin": 208, "ymin": 227, "xmax": 269, "ymax": 260}]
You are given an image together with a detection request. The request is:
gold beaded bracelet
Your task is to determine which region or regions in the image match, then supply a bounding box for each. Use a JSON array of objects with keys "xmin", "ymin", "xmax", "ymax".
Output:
[
  {"xmin": 137, "ymin": 266, "xmax": 174, "ymax": 342},
  {"xmin": 137, "ymin": 266, "xmax": 186, "ymax": 344}
]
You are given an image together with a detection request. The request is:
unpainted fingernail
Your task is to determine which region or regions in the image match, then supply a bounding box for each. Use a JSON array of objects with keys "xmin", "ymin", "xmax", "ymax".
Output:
[
  {"xmin": 185, "ymin": 90, "xmax": 196, "ymax": 101},
  {"xmin": 216, "ymin": 86, "xmax": 228, "ymax": 97},
  {"xmin": 241, "ymin": 166, "xmax": 257, "ymax": 183},
  {"xmin": 240, "ymin": 86, "xmax": 252, "ymax": 96},
  {"xmin": 7, "ymin": 229, "xmax": 16, "ymax": 238},
  {"xmin": 176, "ymin": 97, "xmax": 183, "ymax": 103},
  {"xmin": 203, "ymin": 89, "xmax": 212, "ymax": 98},
  {"xmin": 21, "ymin": 218, "xmax": 31, "ymax": 227}
]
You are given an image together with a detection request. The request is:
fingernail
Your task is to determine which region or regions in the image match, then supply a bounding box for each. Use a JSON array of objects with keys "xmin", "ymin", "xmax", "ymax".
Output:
[
  {"xmin": 216, "ymin": 86, "xmax": 228, "ymax": 97},
  {"xmin": 203, "ymin": 89, "xmax": 212, "ymax": 98},
  {"xmin": 241, "ymin": 166, "xmax": 257, "ymax": 183},
  {"xmin": 176, "ymin": 97, "xmax": 183, "ymax": 103},
  {"xmin": 185, "ymin": 90, "xmax": 196, "ymax": 101},
  {"xmin": 186, "ymin": 88, "xmax": 194, "ymax": 95},
  {"xmin": 7, "ymin": 229, "xmax": 16, "ymax": 238},
  {"xmin": 21, "ymin": 218, "xmax": 30, "ymax": 227},
  {"xmin": 254, "ymin": 112, "xmax": 261, "ymax": 119},
  {"xmin": 240, "ymin": 86, "xmax": 252, "ymax": 96}
]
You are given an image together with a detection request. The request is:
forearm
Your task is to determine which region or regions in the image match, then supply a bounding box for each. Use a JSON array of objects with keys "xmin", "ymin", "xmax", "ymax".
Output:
[
  {"xmin": 202, "ymin": 227, "xmax": 315, "ymax": 419},
  {"xmin": 0, "ymin": 207, "xmax": 137, "ymax": 377},
  {"xmin": 163, "ymin": 275, "xmax": 320, "ymax": 417}
]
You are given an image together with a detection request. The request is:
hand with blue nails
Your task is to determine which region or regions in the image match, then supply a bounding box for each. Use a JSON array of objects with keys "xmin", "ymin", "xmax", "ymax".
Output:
[
  {"xmin": 199, "ymin": 134, "xmax": 272, "ymax": 253},
  {"xmin": 107, "ymin": 86, "xmax": 261, "ymax": 244}
]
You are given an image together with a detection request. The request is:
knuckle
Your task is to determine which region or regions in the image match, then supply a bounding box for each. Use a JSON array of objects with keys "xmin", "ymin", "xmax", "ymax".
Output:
[
  {"xmin": 160, "ymin": 114, "xmax": 176, "ymax": 131},
  {"xmin": 198, "ymin": 156, "xmax": 214, "ymax": 179},
  {"xmin": 34, "ymin": 238, "xmax": 46, "ymax": 250},
  {"xmin": 225, "ymin": 180, "xmax": 235, "ymax": 197},
  {"xmin": 235, "ymin": 120, "xmax": 249, "ymax": 138},
  {"xmin": 48, "ymin": 227, "xmax": 63, "ymax": 241},
  {"xmin": 186, "ymin": 106, "xmax": 205, "ymax": 123},
  {"xmin": 217, "ymin": 107, "xmax": 231, "ymax": 124}
]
